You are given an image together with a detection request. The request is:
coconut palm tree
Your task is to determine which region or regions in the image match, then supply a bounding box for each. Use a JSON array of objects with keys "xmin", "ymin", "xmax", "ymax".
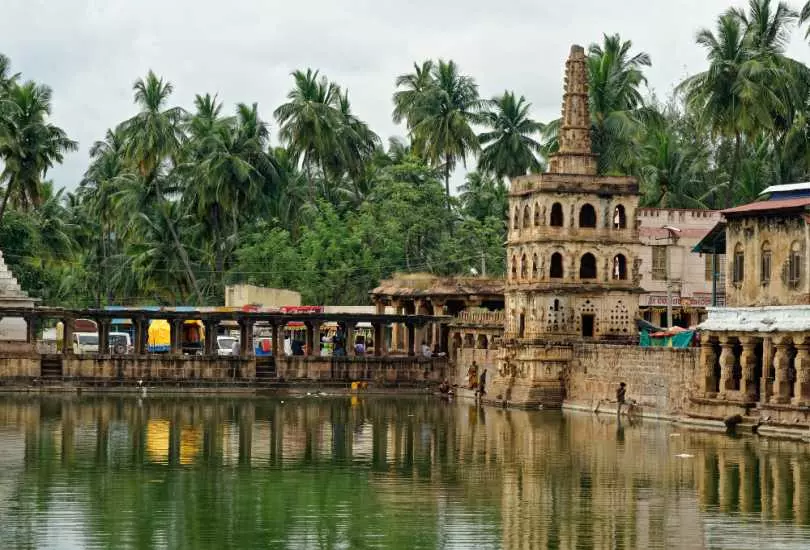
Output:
[
  {"xmin": 679, "ymin": 13, "xmax": 783, "ymax": 207},
  {"xmin": 119, "ymin": 71, "xmax": 202, "ymax": 302},
  {"xmin": 411, "ymin": 59, "xmax": 485, "ymax": 203},
  {"xmin": 478, "ymin": 91, "xmax": 544, "ymax": 179},
  {"xmin": 457, "ymin": 171, "xmax": 508, "ymax": 220},
  {"xmin": 274, "ymin": 69, "xmax": 342, "ymax": 189},
  {"xmin": 587, "ymin": 34, "xmax": 651, "ymax": 174},
  {"xmin": 0, "ymin": 81, "xmax": 77, "ymax": 224},
  {"xmin": 392, "ymin": 60, "xmax": 435, "ymax": 146}
]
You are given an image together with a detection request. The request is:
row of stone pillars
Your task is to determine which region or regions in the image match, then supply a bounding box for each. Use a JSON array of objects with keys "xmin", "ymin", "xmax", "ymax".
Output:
[
  {"xmin": 700, "ymin": 333, "xmax": 810, "ymax": 406},
  {"xmin": 386, "ymin": 301, "xmax": 441, "ymax": 354},
  {"xmin": 49, "ymin": 316, "xmax": 425, "ymax": 358}
]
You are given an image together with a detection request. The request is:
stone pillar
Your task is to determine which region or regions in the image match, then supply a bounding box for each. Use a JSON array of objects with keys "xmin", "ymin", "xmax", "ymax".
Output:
[
  {"xmin": 305, "ymin": 322, "xmax": 315, "ymax": 357},
  {"xmin": 771, "ymin": 336, "xmax": 792, "ymax": 404},
  {"xmin": 98, "ymin": 319, "xmax": 111, "ymax": 354},
  {"xmin": 793, "ymin": 340, "xmax": 810, "ymax": 406},
  {"xmin": 170, "ymin": 319, "xmax": 183, "ymax": 356},
  {"xmin": 374, "ymin": 322, "xmax": 386, "ymax": 357},
  {"xmin": 374, "ymin": 299, "xmax": 385, "ymax": 315},
  {"xmin": 761, "ymin": 337, "xmax": 773, "ymax": 405},
  {"xmin": 25, "ymin": 315, "xmax": 37, "ymax": 344},
  {"xmin": 346, "ymin": 323, "xmax": 356, "ymax": 357},
  {"xmin": 62, "ymin": 317, "xmax": 75, "ymax": 356},
  {"xmin": 133, "ymin": 317, "xmax": 147, "ymax": 355},
  {"xmin": 739, "ymin": 336, "xmax": 758, "ymax": 400},
  {"xmin": 204, "ymin": 320, "xmax": 217, "ymax": 356},
  {"xmin": 718, "ymin": 336, "xmax": 735, "ymax": 398},
  {"xmin": 271, "ymin": 323, "xmax": 281, "ymax": 359},
  {"xmin": 391, "ymin": 301, "xmax": 402, "ymax": 352},
  {"xmin": 700, "ymin": 334, "xmax": 718, "ymax": 397},
  {"xmin": 239, "ymin": 319, "xmax": 255, "ymax": 357},
  {"xmin": 406, "ymin": 323, "xmax": 416, "ymax": 357}
]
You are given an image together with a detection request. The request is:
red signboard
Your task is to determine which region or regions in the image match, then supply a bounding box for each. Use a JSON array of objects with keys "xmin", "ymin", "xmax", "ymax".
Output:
[{"xmin": 280, "ymin": 306, "xmax": 323, "ymax": 314}]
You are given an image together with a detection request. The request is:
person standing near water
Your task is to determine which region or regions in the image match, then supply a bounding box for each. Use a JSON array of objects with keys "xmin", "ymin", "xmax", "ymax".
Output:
[
  {"xmin": 478, "ymin": 369, "xmax": 487, "ymax": 397},
  {"xmin": 616, "ymin": 382, "xmax": 626, "ymax": 415}
]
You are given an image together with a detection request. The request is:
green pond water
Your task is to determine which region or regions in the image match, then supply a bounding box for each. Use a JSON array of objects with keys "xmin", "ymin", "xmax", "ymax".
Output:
[{"xmin": 0, "ymin": 394, "xmax": 809, "ymax": 550}]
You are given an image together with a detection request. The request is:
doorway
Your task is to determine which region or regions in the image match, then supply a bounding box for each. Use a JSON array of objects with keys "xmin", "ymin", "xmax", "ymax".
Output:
[{"xmin": 581, "ymin": 314, "xmax": 595, "ymax": 338}]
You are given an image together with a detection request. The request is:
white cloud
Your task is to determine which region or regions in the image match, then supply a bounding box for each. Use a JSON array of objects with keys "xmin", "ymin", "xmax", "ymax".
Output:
[{"xmin": 1, "ymin": 0, "xmax": 809, "ymax": 191}]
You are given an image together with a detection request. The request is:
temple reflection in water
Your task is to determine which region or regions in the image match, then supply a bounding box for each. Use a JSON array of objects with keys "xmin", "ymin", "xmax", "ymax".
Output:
[{"xmin": 1, "ymin": 396, "xmax": 809, "ymax": 550}]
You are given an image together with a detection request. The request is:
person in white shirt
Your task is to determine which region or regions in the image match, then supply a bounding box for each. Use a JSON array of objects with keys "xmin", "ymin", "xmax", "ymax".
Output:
[{"xmin": 421, "ymin": 341, "xmax": 431, "ymax": 357}]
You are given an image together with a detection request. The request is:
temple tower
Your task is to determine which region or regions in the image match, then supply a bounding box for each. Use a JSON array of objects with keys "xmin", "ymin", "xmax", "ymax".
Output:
[{"xmin": 492, "ymin": 45, "xmax": 643, "ymax": 407}]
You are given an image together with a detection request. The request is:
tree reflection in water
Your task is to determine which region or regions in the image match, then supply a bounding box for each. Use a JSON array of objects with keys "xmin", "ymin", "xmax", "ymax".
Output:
[{"xmin": 0, "ymin": 395, "xmax": 809, "ymax": 549}]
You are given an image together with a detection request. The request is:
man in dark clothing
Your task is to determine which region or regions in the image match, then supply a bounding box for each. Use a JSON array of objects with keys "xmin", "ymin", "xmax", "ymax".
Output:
[
  {"xmin": 616, "ymin": 382, "xmax": 627, "ymax": 415},
  {"xmin": 479, "ymin": 369, "xmax": 487, "ymax": 397}
]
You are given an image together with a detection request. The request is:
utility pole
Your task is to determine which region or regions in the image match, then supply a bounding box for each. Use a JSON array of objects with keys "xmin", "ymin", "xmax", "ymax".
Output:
[{"xmin": 480, "ymin": 250, "xmax": 486, "ymax": 277}]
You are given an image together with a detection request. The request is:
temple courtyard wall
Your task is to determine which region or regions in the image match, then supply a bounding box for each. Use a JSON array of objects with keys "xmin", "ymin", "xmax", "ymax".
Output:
[
  {"xmin": 0, "ymin": 350, "xmax": 447, "ymax": 388},
  {"xmin": 566, "ymin": 343, "xmax": 699, "ymax": 418}
]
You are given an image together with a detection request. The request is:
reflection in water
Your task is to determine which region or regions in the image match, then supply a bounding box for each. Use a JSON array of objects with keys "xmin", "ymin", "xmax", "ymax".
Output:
[{"xmin": 0, "ymin": 395, "xmax": 809, "ymax": 549}]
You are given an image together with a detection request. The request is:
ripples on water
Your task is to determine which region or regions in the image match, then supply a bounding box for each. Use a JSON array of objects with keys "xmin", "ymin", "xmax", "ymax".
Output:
[{"xmin": 0, "ymin": 394, "xmax": 809, "ymax": 549}]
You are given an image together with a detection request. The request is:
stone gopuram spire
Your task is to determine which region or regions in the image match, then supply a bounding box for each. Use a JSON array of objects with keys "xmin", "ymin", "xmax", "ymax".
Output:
[{"xmin": 548, "ymin": 45, "xmax": 597, "ymax": 176}]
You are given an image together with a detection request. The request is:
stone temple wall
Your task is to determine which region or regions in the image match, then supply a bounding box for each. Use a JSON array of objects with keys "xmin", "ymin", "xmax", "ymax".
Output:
[{"xmin": 566, "ymin": 343, "xmax": 700, "ymax": 417}]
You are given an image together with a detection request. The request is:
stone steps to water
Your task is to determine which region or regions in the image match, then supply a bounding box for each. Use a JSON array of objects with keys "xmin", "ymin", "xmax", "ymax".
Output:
[{"xmin": 40, "ymin": 355, "xmax": 63, "ymax": 378}]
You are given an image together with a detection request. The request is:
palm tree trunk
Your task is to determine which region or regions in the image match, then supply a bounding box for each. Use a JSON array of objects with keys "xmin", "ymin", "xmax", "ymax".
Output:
[
  {"xmin": 154, "ymin": 179, "xmax": 204, "ymax": 304},
  {"xmin": 0, "ymin": 181, "xmax": 13, "ymax": 226},
  {"xmin": 728, "ymin": 131, "xmax": 742, "ymax": 209},
  {"xmin": 444, "ymin": 154, "xmax": 452, "ymax": 210}
]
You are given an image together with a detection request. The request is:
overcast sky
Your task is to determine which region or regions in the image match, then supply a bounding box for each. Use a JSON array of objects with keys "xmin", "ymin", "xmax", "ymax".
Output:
[{"xmin": 3, "ymin": 0, "xmax": 810, "ymax": 193}]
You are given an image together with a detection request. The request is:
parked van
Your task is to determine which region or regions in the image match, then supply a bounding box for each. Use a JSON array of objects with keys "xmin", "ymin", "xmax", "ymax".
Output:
[
  {"xmin": 109, "ymin": 332, "xmax": 132, "ymax": 354},
  {"xmin": 217, "ymin": 335, "xmax": 238, "ymax": 356},
  {"xmin": 72, "ymin": 332, "xmax": 99, "ymax": 354}
]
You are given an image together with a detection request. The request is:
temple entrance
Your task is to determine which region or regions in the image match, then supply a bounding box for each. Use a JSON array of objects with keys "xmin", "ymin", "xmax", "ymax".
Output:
[{"xmin": 581, "ymin": 314, "xmax": 594, "ymax": 338}]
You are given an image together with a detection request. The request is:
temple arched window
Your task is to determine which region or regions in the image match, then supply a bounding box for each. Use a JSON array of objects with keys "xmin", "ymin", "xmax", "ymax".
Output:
[
  {"xmin": 534, "ymin": 203, "xmax": 541, "ymax": 226},
  {"xmin": 579, "ymin": 203, "xmax": 596, "ymax": 228},
  {"xmin": 580, "ymin": 253, "xmax": 597, "ymax": 279},
  {"xmin": 761, "ymin": 241, "xmax": 771, "ymax": 285},
  {"xmin": 511, "ymin": 256, "xmax": 517, "ymax": 280},
  {"xmin": 789, "ymin": 241, "xmax": 803, "ymax": 288},
  {"xmin": 512, "ymin": 209, "xmax": 519, "ymax": 230},
  {"xmin": 523, "ymin": 204, "xmax": 531, "ymax": 229},
  {"xmin": 550, "ymin": 202, "xmax": 564, "ymax": 227},
  {"xmin": 732, "ymin": 243, "xmax": 744, "ymax": 284},
  {"xmin": 550, "ymin": 252, "xmax": 564, "ymax": 279},
  {"xmin": 520, "ymin": 254, "xmax": 528, "ymax": 279},
  {"xmin": 532, "ymin": 254, "xmax": 538, "ymax": 279},
  {"xmin": 613, "ymin": 254, "xmax": 627, "ymax": 280},
  {"xmin": 613, "ymin": 204, "xmax": 627, "ymax": 229}
]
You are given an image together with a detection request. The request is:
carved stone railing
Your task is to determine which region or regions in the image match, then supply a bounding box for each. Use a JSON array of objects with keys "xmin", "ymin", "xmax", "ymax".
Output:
[{"xmin": 452, "ymin": 310, "xmax": 505, "ymax": 327}]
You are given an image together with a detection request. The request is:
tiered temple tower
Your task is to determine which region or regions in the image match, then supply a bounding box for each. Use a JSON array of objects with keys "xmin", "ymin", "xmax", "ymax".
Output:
[
  {"xmin": 0, "ymin": 249, "xmax": 36, "ymax": 340},
  {"xmin": 492, "ymin": 45, "xmax": 643, "ymax": 407}
]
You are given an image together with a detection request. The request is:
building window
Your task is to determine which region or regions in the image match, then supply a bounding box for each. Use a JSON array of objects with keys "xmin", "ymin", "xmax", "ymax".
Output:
[
  {"xmin": 523, "ymin": 205, "xmax": 531, "ymax": 229},
  {"xmin": 613, "ymin": 254, "xmax": 627, "ymax": 280},
  {"xmin": 580, "ymin": 253, "xmax": 597, "ymax": 279},
  {"xmin": 511, "ymin": 257, "xmax": 517, "ymax": 280},
  {"xmin": 550, "ymin": 252, "xmax": 564, "ymax": 279},
  {"xmin": 613, "ymin": 205, "xmax": 627, "ymax": 229},
  {"xmin": 652, "ymin": 246, "xmax": 667, "ymax": 280},
  {"xmin": 761, "ymin": 242, "xmax": 771, "ymax": 286},
  {"xmin": 579, "ymin": 204, "xmax": 596, "ymax": 228},
  {"xmin": 512, "ymin": 209, "xmax": 519, "ymax": 230},
  {"xmin": 550, "ymin": 202, "xmax": 564, "ymax": 227},
  {"xmin": 732, "ymin": 243, "xmax": 744, "ymax": 284},
  {"xmin": 534, "ymin": 203, "xmax": 541, "ymax": 226},
  {"xmin": 532, "ymin": 254, "xmax": 538, "ymax": 279},
  {"xmin": 789, "ymin": 241, "xmax": 802, "ymax": 288},
  {"xmin": 520, "ymin": 254, "xmax": 528, "ymax": 279}
]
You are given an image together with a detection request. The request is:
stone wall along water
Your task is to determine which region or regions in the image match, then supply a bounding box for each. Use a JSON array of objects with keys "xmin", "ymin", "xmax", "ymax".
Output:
[{"xmin": 567, "ymin": 343, "xmax": 700, "ymax": 417}]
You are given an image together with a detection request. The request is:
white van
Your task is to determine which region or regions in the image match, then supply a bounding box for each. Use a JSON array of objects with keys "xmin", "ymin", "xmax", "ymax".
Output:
[
  {"xmin": 217, "ymin": 335, "xmax": 238, "ymax": 356},
  {"xmin": 72, "ymin": 332, "xmax": 99, "ymax": 354}
]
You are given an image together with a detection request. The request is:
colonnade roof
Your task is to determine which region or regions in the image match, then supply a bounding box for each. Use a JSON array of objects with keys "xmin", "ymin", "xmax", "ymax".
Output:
[
  {"xmin": 0, "ymin": 306, "xmax": 449, "ymax": 326},
  {"xmin": 370, "ymin": 276, "xmax": 504, "ymax": 300}
]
